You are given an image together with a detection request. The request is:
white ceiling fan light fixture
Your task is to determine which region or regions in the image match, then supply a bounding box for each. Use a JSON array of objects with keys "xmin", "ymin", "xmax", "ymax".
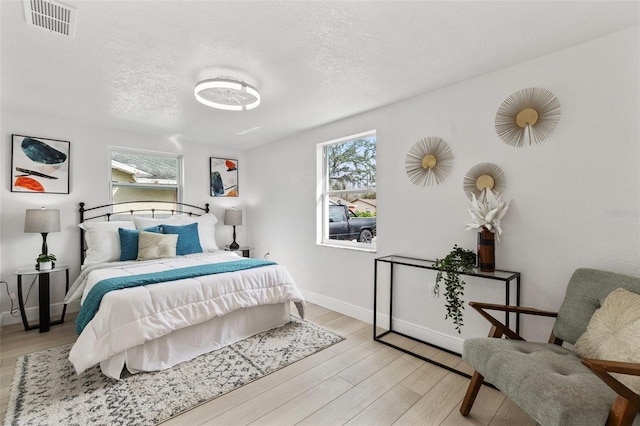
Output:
[{"xmin": 194, "ymin": 77, "xmax": 261, "ymax": 111}]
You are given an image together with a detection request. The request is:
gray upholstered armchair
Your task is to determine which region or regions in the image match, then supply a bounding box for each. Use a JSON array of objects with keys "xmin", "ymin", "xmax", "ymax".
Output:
[{"xmin": 460, "ymin": 268, "xmax": 640, "ymax": 426}]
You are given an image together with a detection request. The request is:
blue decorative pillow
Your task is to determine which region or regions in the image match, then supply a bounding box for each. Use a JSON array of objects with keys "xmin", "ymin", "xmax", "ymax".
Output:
[
  {"xmin": 119, "ymin": 226, "xmax": 162, "ymax": 261},
  {"xmin": 161, "ymin": 223, "xmax": 203, "ymax": 255}
]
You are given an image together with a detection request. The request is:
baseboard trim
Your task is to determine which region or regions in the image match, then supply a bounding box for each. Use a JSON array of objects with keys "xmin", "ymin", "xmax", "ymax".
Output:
[
  {"xmin": 301, "ymin": 289, "xmax": 372, "ymax": 324},
  {"xmin": 299, "ymin": 289, "xmax": 464, "ymax": 353},
  {"xmin": 1, "ymin": 301, "xmax": 80, "ymax": 328},
  {"xmin": 4, "ymin": 294, "xmax": 464, "ymax": 353}
]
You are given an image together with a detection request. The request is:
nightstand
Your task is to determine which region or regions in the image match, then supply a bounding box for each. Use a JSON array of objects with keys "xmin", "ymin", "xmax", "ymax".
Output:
[
  {"xmin": 224, "ymin": 246, "xmax": 252, "ymax": 258},
  {"xmin": 15, "ymin": 264, "xmax": 69, "ymax": 333}
]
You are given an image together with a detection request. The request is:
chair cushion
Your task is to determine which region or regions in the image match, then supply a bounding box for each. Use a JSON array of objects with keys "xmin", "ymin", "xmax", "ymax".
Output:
[
  {"xmin": 574, "ymin": 287, "xmax": 640, "ymax": 393},
  {"xmin": 463, "ymin": 338, "xmax": 623, "ymax": 425}
]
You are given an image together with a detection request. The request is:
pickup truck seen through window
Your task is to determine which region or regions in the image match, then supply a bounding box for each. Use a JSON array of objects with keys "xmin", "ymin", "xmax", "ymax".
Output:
[{"xmin": 328, "ymin": 204, "xmax": 376, "ymax": 243}]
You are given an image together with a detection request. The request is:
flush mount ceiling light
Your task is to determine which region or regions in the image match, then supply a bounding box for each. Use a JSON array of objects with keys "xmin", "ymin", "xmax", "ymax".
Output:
[{"xmin": 194, "ymin": 77, "xmax": 260, "ymax": 111}]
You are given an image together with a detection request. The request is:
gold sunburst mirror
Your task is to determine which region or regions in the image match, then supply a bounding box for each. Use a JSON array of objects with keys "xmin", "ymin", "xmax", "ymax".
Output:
[
  {"xmin": 463, "ymin": 162, "xmax": 506, "ymax": 199},
  {"xmin": 495, "ymin": 87, "xmax": 561, "ymax": 147},
  {"xmin": 405, "ymin": 137, "xmax": 454, "ymax": 186}
]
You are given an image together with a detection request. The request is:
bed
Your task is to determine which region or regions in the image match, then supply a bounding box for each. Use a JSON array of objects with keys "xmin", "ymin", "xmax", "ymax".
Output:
[{"xmin": 64, "ymin": 201, "xmax": 305, "ymax": 379}]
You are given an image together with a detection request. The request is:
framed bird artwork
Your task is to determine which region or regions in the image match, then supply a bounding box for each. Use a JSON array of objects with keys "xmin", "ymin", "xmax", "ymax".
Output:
[{"xmin": 210, "ymin": 157, "xmax": 238, "ymax": 197}]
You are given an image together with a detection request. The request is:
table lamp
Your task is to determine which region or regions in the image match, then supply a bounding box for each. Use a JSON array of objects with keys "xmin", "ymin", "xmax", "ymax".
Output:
[
  {"xmin": 224, "ymin": 208, "xmax": 242, "ymax": 250},
  {"xmin": 25, "ymin": 207, "xmax": 60, "ymax": 256}
]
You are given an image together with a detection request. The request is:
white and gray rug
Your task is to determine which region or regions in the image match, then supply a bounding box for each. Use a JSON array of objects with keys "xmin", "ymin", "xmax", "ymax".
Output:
[{"xmin": 4, "ymin": 316, "xmax": 344, "ymax": 426}]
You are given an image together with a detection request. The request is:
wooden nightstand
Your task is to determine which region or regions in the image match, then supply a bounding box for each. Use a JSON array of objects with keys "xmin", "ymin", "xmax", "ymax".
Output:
[
  {"xmin": 15, "ymin": 264, "xmax": 69, "ymax": 333},
  {"xmin": 224, "ymin": 246, "xmax": 252, "ymax": 258}
]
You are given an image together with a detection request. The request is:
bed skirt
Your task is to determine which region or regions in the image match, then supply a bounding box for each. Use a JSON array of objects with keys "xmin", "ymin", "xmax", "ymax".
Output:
[{"xmin": 100, "ymin": 302, "xmax": 291, "ymax": 379}]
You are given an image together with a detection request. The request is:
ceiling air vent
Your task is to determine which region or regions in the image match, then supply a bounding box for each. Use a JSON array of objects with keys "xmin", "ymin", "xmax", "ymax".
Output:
[{"xmin": 23, "ymin": 0, "xmax": 77, "ymax": 37}]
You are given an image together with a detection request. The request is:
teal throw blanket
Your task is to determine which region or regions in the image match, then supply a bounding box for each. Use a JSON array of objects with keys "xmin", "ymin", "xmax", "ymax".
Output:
[{"xmin": 76, "ymin": 258, "xmax": 276, "ymax": 334}]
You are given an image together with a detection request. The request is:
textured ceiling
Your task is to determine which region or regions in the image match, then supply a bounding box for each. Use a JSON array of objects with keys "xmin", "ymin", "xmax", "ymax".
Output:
[{"xmin": 2, "ymin": 1, "xmax": 638, "ymax": 150}]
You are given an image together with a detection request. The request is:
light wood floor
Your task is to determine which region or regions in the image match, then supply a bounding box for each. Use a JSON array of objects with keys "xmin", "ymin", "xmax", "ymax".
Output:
[{"xmin": 0, "ymin": 303, "xmax": 536, "ymax": 425}]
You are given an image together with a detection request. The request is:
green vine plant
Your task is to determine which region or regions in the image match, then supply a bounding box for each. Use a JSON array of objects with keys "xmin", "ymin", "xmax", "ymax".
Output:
[{"xmin": 433, "ymin": 245, "xmax": 476, "ymax": 333}]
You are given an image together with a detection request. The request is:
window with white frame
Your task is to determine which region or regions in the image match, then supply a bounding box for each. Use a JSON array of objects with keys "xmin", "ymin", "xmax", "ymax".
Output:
[
  {"xmin": 317, "ymin": 130, "xmax": 376, "ymax": 250},
  {"xmin": 110, "ymin": 148, "xmax": 182, "ymax": 212}
]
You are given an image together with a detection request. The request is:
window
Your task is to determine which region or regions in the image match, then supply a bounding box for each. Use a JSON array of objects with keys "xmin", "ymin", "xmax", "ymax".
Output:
[
  {"xmin": 110, "ymin": 148, "xmax": 182, "ymax": 212},
  {"xmin": 317, "ymin": 130, "xmax": 376, "ymax": 250}
]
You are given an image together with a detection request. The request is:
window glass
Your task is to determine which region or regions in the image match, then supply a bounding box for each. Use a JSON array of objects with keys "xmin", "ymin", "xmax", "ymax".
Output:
[
  {"xmin": 318, "ymin": 131, "xmax": 376, "ymax": 250},
  {"xmin": 110, "ymin": 148, "xmax": 182, "ymax": 213}
]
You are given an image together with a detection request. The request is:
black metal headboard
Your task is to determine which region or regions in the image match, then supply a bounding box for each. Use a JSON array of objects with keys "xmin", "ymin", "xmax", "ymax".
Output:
[{"xmin": 79, "ymin": 201, "xmax": 210, "ymax": 265}]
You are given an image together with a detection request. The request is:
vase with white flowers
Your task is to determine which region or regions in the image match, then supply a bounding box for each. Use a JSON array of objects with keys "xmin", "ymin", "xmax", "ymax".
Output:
[{"xmin": 466, "ymin": 188, "xmax": 511, "ymax": 272}]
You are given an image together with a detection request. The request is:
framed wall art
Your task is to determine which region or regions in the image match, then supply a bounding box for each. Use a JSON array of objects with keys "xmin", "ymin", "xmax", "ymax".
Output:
[
  {"xmin": 11, "ymin": 134, "xmax": 70, "ymax": 194},
  {"xmin": 210, "ymin": 157, "xmax": 238, "ymax": 197}
]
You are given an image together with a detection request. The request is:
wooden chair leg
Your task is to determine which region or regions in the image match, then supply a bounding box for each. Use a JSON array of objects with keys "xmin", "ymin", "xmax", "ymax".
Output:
[
  {"xmin": 460, "ymin": 371, "xmax": 484, "ymax": 416},
  {"xmin": 606, "ymin": 396, "xmax": 640, "ymax": 426}
]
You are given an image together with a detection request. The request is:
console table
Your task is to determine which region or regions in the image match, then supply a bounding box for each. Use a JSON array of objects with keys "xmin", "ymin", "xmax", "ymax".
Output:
[{"xmin": 373, "ymin": 255, "xmax": 521, "ymax": 378}]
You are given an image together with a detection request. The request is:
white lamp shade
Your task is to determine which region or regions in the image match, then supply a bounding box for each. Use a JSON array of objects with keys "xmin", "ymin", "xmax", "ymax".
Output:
[
  {"xmin": 24, "ymin": 209, "xmax": 60, "ymax": 233},
  {"xmin": 224, "ymin": 209, "xmax": 242, "ymax": 226}
]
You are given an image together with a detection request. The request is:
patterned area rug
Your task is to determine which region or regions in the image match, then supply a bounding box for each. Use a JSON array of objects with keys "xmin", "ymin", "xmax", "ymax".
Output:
[{"xmin": 4, "ymin": 316, "xmax": 344, "ymax": 426}]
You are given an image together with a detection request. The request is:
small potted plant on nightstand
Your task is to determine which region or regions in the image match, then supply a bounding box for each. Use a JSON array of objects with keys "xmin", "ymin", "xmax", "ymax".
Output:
[{"xmin": 36, "ymin": 253, "xmax": 56, "ymax": 271}]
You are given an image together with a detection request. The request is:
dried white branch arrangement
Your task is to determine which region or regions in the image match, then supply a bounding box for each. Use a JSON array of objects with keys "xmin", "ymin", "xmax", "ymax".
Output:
[{"xmin": 466, "ymin": 188, "xmax": 511, "ymax": 242}]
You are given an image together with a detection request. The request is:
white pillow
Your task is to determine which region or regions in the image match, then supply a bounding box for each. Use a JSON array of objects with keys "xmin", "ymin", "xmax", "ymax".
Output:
[
  {"xmin": 132, "ymin": 213, "xmax": 219, "ymax": 251},
  {"xmin": 181, "ymin": 213, "xmax": 219, "ymax": 251},
  {"xmin": 132, "ymin": 215, "xmax": 184, "ymax": 230},
  {"xmin": 574, "ymin": 287, "xmax": 640, "ymax": 393},
  {"xmin": 137, "ymin": 231, "xmax": 178, "ymax": 260},
  {"xmin": 79, "ymin": 221, "xmax": 136, "ymax": 265}
]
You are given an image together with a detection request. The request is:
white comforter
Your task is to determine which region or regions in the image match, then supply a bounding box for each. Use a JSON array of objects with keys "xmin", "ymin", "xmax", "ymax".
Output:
[{"xmin": 65, "ymin": 251, "xmax": 305, "ymax": 376}]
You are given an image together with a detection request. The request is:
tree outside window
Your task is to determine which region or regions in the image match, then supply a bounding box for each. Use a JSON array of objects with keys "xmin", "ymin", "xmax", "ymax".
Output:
[{"xmin": 318, "ymin": 131, "xmax": 377, "ymax": 250}]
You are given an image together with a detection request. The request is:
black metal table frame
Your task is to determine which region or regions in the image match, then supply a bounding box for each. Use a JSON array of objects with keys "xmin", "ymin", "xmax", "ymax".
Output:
[
  {"xmin": 373, "ymin": 255, "xmax": 521, "ymax": 379},
  {"xmin": 16, "ymin": 266, "xmax": 69, "ymax": 333}
]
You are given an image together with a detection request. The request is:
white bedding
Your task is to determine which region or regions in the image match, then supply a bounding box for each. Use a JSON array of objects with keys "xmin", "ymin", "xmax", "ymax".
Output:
[{"xmin": 65, "ymin": 251, "xmax": 305, "ymax": 378}]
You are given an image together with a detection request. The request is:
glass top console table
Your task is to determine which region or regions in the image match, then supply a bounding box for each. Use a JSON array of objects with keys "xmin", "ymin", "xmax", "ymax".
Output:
[{"xmin": 373, "ymin": 255, "xmax": 521, "ymax": 378}]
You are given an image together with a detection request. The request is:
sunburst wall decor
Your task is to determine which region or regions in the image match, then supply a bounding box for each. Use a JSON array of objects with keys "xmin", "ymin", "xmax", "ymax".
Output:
[
  {"xmin": 463, "ymin": 162, "xmax": 506, "ymax": 199},
  {"xmin": 495, "ymin": 87, "xmax": 561, "ymax": 147},
  {"xmin": 405, "ymin": 137, "xmax": 454, "ymax": 186}
]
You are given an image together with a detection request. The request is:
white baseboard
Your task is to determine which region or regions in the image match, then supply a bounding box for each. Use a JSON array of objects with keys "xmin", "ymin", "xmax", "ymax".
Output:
[
  {"xmin": 300, "ymin": 289, "xmax": 464, "ymax": 354},
  {"xmin": 301, "ymin": 289, "xmax": 372, "ymax": 324},
  {"xmin": 1, "ymin": 301, "xmax": 80, "ymax": 328},
  {"xmin": 388, "ymin": 316, "xmax": 464, "ymax": 354},
  {"xmin": 3, "ymin": 294, "xmax": 464, "ymax": 354}
]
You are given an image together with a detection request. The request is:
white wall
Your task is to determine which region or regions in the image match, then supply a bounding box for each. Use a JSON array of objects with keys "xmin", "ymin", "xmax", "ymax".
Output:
[
  {"xmin": 0, "ymin": 116, "xmax": 247, "ymax": 325},
  {"xmin": 2, "ymin": 27, "xmax": 638, "ymax": 344},
  {"xmin": 246, "ymin": 27, "xmax": 640, "ymax": 346}
]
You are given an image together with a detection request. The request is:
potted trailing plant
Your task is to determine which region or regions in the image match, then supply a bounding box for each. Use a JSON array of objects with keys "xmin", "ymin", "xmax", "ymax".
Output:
[
  {"xmin": 433, "ymin": 245, "xmax": 476, "ymax": 333},
  {"xmin": 36, "ymin": 253, "xmax": 56, "ymax": 271}
]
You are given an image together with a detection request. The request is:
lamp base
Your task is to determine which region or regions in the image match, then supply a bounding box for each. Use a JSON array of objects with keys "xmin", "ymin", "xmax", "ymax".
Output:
[{"xmin": 229, "ymin": 225, "xmax": 239, "ymax": 250}]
